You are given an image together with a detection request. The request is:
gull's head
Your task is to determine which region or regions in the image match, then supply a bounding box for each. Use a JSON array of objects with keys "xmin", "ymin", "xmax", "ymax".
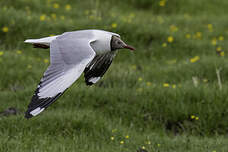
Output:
[{"xmin": 111, "ymin": 36, "xmax": 135, "ymax": 51}]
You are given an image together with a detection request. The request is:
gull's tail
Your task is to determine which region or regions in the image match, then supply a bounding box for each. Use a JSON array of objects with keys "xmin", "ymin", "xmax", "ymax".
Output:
[{"xmin": 24, "ymin": 35, "xmax": 58, "ymax": 49}]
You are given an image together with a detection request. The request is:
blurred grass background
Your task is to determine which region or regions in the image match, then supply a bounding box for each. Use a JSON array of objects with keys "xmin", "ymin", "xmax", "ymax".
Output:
[{"xmin": 0, "ymin": 0, "xmax": 228, "ymax": 151}]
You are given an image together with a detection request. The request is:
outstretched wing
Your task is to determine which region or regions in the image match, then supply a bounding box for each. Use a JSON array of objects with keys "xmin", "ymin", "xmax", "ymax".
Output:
[
  {"xmin": 84, "ymin": 52, "xmax": 117, "ymax": 85},
  {"xmin": 25, "ymin": 32, "xmax": 96, "ymax": 119}
]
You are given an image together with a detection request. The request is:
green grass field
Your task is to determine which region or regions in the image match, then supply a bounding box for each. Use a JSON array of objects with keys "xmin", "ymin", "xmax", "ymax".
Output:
[{"xmin": 0, "ymin": 0, "xmax": 228, "ymax": 151}]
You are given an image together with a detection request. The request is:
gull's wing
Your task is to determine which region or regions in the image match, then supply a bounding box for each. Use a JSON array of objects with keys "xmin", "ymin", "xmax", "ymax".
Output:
[
  {"xmin": 84, "ymin": 52, "xmax": 117, "ymax": 85},
  {"xmin": 25, "ymin": 32, "xmax": 96, "ymax": 119}
]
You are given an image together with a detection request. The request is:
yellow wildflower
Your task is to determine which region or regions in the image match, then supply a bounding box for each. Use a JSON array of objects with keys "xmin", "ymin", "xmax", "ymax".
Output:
[
  {"xmin": 16, "ymin": 50, "xmax": 22, "ymax": 54},
  {"xmin": 220, "ymin": 51, "xmax": 225, "ymax": 57},
  {"xmin": 207, "ymin": 24, "xmax": 213, "ymax": 29},
  {"xmin": 0, "ymin": 51, "xmax": 4, "ymax": 56},
  {"xmin": 196, "ymin": 32, "xmax": 202, "ymax": 39},
  {"xmin": 172, "ymin": 84, "xmax": 176, "ymax": 89},
  {"xmin": 40, "ymin": 14, "xmax": 46, "ymax": 21},
  {"xmin": 146, "ymin": 141, "xmax": 151, "ymax": 145},
  {"xmin": 65, "ymin": 4, "xmax": 71, "ymax": 11},
  {"xmin": 44, "ymin": 59, "xmax": 49, "ymax": 64},
  {"xmin": 111, "ymin": 23, "xmax": 117, "ymax": 28},
  {"xmin": 190, "ymin": 56, "xmax": 200, "ymax": 63},
  {"xmin": 191, "ymin": 115, "xmax": 195, "ymax": 119},
  {"xmin": 195, "ymin": 117, "xmax": 199, "ymax": 120},
  {"xmin": 162, "ymin": 42, "xmax": 167, "ymax": 47},
  {"xmin": 207, "ymin": 24, "xmax": 213, "ymax": 32},
  {"xmin": 110, "ymin": 136, "xmax": 114, "ymax": 140},
  {"xmin": 142, "ymin": 146, "xmax": 146, "ymax": 150},
  {"xmin": 120, "ymin": 141, "xmax": 124, "ymax": 144},
  {"xmin": 138, "ymin": 77, "xmax": 143, "ymax": 81},
  {"xmin": 53, "ymin": 3, "xmax": 59, "ymax": 9},
  {"xmin": 185, "ymin": 34, "xmax": 191, "ymax": 39},
  {"xmin": 146, "ymin": 82, "xmax": 151, "ymax": 86},
  {"xmin": 163, "ymin": 83, "xmax": 169, "ymax": 87},
  {"xmin": 219, "ymin": 36, "xmax": 224, "ymax": 41},
  {"xmin": 170, "ymin": 25, "xmax": 178, "ymax": 32},
  {"xmin": 2, "ymin": 26, "xmax": 9, "ymax": 32},
  {"xmin": 216, "ymin": 47, "xmax": 222, "ymax": 52},
  {"xmin": 167, "ymin": 36, "xmax": 174, "ymax": 43},
  {"xmin": 125, "ymin": 135, "xmax": 129, "ymax": 139},
  {"xmin": 211, "ymin": 38, "xmax": 217, "ymax": 46},
  {"xmin": 159, "ymin": 0, "xmax": 166, "ymax": 7}
]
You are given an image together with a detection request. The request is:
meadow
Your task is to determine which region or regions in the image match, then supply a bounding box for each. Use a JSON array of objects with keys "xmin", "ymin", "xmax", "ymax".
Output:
[{"xmin": 0, "ymin": 0, "xmax": 228, "ymax": 151}]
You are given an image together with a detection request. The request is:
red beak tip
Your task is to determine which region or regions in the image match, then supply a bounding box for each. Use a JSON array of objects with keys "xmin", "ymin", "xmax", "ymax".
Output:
[{"xmin": 124, "ymin": 45, "xmax": 135, "ymax": 51}]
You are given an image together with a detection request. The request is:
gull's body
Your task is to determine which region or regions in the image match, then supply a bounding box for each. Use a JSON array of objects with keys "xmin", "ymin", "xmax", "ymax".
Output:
[{"xmin": 24, "ymin": 29, "xmax": 134, "ymax": 119}]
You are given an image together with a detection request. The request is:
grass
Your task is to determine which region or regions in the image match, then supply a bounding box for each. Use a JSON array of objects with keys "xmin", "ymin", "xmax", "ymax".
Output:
[{"xmin": 0, "ymin": 0, "xmax": 228, "ymax": 151}]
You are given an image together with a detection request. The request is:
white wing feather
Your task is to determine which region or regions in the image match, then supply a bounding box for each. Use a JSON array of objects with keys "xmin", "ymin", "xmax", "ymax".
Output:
[
  {"xmin": 24, "ymin": 36, "xmax": 58, "ymax": 46},
  {"xmin": 37, "ymin": 32, "xmax": 96, "ymax": 98}
]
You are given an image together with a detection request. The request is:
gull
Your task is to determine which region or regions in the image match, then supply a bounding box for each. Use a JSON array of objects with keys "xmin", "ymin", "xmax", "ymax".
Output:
[{"xmin": 24, "ymin": 29, "xmax": 135, "ymax": 119}]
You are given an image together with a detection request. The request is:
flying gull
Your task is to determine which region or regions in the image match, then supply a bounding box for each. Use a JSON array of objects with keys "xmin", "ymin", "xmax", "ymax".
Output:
[{"xmin": 24, "ymin": 29, "xmax": 135, "ymax": 119}]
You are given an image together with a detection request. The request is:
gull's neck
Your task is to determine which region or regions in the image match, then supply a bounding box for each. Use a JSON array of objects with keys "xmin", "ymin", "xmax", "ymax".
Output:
[{"xmin": 90, "ymin": 30, "xmax": 112, "ymax": 54}]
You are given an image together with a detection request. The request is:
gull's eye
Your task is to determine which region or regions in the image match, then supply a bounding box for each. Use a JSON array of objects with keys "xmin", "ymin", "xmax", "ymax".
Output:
[{"xmin": 117, "ymin": 41, "xmax": 121, "ymax": 45}]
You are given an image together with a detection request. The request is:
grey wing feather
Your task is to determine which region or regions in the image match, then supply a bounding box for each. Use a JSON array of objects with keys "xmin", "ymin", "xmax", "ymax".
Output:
[
  {"xmin": 84, "ymin": 52, "xmax": 117, "ymax": 85},
  {"xmin": 25, "ymin": 32, "xmax": 96, "ymax": 118}
]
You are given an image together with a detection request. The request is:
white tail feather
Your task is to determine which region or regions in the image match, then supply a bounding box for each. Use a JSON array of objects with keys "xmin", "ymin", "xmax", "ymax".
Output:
[{"xmin": 24, "ymin": 36, "xmax": 58, "ymax": 46}]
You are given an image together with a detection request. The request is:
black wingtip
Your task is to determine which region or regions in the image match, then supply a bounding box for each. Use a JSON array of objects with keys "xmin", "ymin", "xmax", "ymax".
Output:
[
  {"xmin": 33, "ymin": 43, "xmax": 50, "ymax": 49},
  {"xmin": 85, "ymin": 80, "xmax": 94, "ymax": 86},
  {"xmin": 25, "ymin": 92, "xmax": 64, "ymax": 119}
]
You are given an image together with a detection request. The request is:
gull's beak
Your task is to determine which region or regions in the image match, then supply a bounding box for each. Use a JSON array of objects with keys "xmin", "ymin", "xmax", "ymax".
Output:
[{"xmin": 124, "ymin": 45, "xmax": 135, "ymax": 51}]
